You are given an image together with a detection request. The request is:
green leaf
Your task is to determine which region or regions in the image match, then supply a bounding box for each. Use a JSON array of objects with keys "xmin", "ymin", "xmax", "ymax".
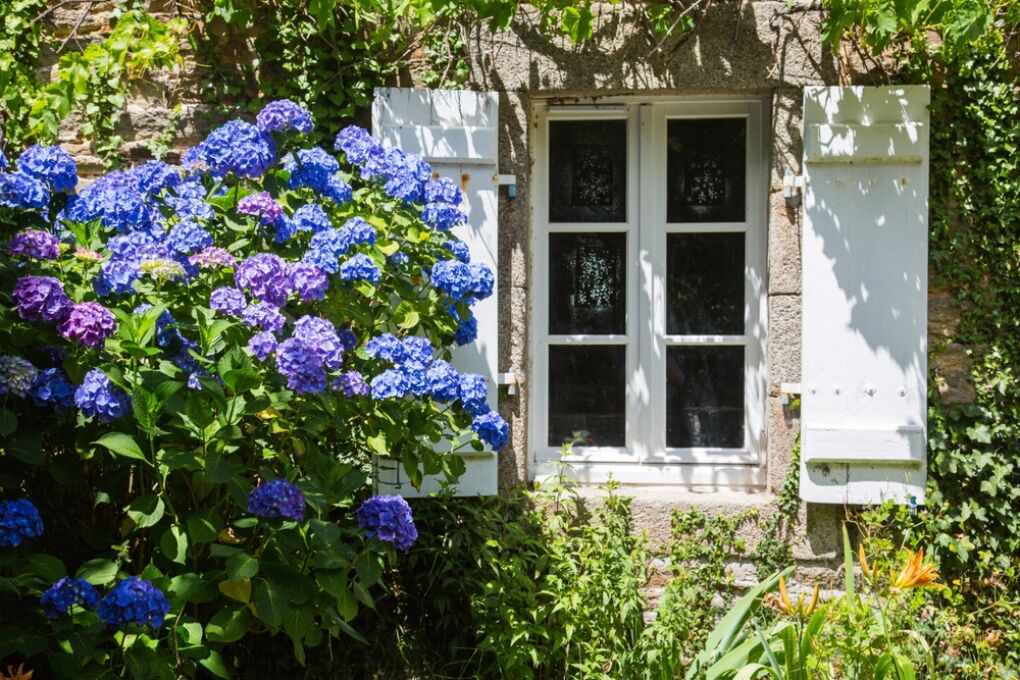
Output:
[
  {"xmin": 187, "ymin": 510, "xmax": 223, "ymax": 544},
  {"xmin": 218, "ymin": 578, "xmax": 252, "ymax": 604},
  {"xmin": 76, "ymin": 558, "xmax": 118, "ymax": 586},
  {"xmin": 94, "ymin": 432, "xmax": 150, "ymax": 464},
  {"xmin": 842, "ymin": 522, "xmax": 856, "ymax": 601},
  {"xmin": 225, "ymin": 552, "xmax": 260, "ymax": 580},
  {"xmin": 0, "ymin": 408, "xmax": 17, "ymax": 436},
  {"xmin": 205, "ymin": 606, "xmax": 252, "ymax": 644},
  {"xmin": 160, "ymin": 525, "xmax": 189, "ymax": 564},
  {"xmin": 253, "ymin": 580, "xmax": 289, "ymax": 629},
  {"xmin": 127, "ymin": 494, "xmax": 165, "ymax": 529},
  {"xmin": 199, "ymin": 650, "xmax": 231, "ymax": 679}
]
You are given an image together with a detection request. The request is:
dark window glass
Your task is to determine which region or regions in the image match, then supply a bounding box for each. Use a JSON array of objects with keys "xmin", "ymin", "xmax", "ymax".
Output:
[
  {"xmin": 548, "ymin": 345, "xmax": 626, "ymax": 447},
  {"xmin": 549, "ymin": 233, "xmax": 626, "ymax": 335},
  {"xmin": 666, "ymin": 346, "xmax": 744, "ymax": 448},
  {"xmin": 549, "ymin": 120, "xmax": 627, "ymax": 222},
  {"xmin": 666, "ymin": 118, "xmax": 746, "ymax": 223},
  {"xmin": 666, "ymin": 233, "xmax": 744, "ymax": 335}
]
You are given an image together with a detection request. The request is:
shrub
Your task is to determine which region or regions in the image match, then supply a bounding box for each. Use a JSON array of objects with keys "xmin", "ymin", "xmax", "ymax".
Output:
[{"xmin": 0, "ymin": 102, "xmax": 505, "ymax": 678}]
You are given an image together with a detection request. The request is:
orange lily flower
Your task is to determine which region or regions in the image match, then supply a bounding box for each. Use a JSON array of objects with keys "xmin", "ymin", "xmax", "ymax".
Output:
[
  {"xmin": 891, "ymin": 548, "xmax": 942, "ymax": 590},
  {"xmin": 858, "ymin": 544, "xmax": 872, "ymax": 580},
  {"xmin": 0, "ymin": 664, "xmax": 33, "ymax": 680},
  {"xmin": 763, "ymin": 576, "xmax": 821, "ymax": 617}
]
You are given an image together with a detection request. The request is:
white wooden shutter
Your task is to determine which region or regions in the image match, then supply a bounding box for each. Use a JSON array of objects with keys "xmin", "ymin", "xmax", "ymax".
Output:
[
  {"xmin": 372, "ymin": 87, "xmax": 500, "ymax": 497},
  {"xmin": 799, "ymin": 86, "xmax": 930, "ymax": 505}
]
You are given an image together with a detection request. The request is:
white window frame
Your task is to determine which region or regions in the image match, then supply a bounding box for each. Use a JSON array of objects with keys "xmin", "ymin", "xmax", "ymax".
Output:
[{"xmin": 530, "ymin": 97, "xmax": 768, "ymax": 489}]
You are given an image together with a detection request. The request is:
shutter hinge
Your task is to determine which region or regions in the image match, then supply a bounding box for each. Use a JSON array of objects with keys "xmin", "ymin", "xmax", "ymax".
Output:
[
  {"xmin": 498, "ymin": 370, "xmax": 520, "ymax": 395},
  {"xmin": 494, "ymin": 173, "xmax": 517, "ymax": 198}
]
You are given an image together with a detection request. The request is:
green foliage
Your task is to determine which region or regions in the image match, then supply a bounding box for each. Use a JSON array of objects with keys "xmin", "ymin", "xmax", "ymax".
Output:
[{"xmin": 754, "ymin": 438, "xmax": 800, "ymax": 579}]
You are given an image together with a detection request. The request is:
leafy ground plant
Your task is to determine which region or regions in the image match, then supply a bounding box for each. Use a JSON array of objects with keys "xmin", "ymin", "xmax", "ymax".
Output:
[{"xmin": 0, "ymin": 99, "xmax": 507, "ymax": 678}]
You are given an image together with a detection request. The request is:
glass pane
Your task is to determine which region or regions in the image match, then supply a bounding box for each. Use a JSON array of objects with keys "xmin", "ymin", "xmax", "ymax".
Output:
[
  {"xmin": 549, "ymin": 345, "xmax": 625, "ymax": 447},
  {"xmin": 666, "ymin": 346, "xmax": 744, "ymax": 448},
  {"xmin": 666, "ymin": 118, "xmax": 746, "ymax": 223},
  {"xmin": 549, "ymin": 233, "xmax": 626, "ymax": 335},
  {"xmin": 667, "ymin": 233, "xmax": 744, "ymax": 335},
  {"xmin": 549, "ymin": 120, "xmax": 627, "ymax": 223}
]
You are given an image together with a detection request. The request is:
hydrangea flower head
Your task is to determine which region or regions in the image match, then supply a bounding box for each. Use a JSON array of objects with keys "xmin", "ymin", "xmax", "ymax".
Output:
[
  {"xmin": 275, "ymin": 338, "xmax": 327, "ymax": 393},
  {"xmin": 334, "ymin": 125, "xmax": 381, "ymax": 165},
  {"xmin": 424, "ymin": 177, "xmax": 463, "ymax": 205},
  {"xmin": 323, "ymin": 174, "xmax": 353, "ymax": 205},
  {"xmin": 443, "ymin": 240, "xmax": 471, "ymax": 263},
  {"xmin": 17, "ymin": 144, "xmax": 78, "ymax": 192},
  {"xmin": 0, "ymin": 149, "xmax": 7, "ymax": 169},
  {"xmin": 339, "ymin": 217, "xmax": 376, "ymax": 247},
  {"xmin": 332, "ymin": 371, "xmax": 369, "ymax": 397},
  {"xmin": 423, "ymin": 202, "xmax": 467, "ymax": 231},
  {"xmin": 247, "ymin": 331, "xmax": 278, "ymax": 361},
  {"xmin": 292, "ymin": 315, "xmax": 344, "ymax": 370},
  {"xmin": 370, "ymin": 369, "xmax": 408, "ymax": 399},
  {"xmin": 62, "ymin": 179, "xmax": 152, "ymax": 231},
  {"xmin": 30, "ymin": 368, "xmax": 76, "ymax": 411},
  {"xmin": 235, "ymin": 253, "xmax": 293, "ymax": 306},
  {"xmin": 9, "ymin": 229, "xmax": 60, "ymax": 259},
  {"xmin": 12, "ymin": 276, "xmax": 71, "ymax": 321},
  {"xmin": 289, "ymin": 262, "xmax": 329, "ymax": 301},
  {"xmin": 94, "ymin": 260, "xmax": 140, "ymax": 298},
  {"xmin": 58, "ymin": 302, "xmax": 117, "ymax": 348},
  {"xmin": 0, "ymin": 499, "xmax": 44, "ymax": 548},
  {"xmin": 401, "ymin": 336, "xmax": 433, "ymax": 367},
  {"xmin": 430, "ymin": 259, "xmax": 472, "ymax": 299},
  {"xmin": 459, "ymin": 373, "xmax": 489, "ymax": 415},
  {"xmin": 471, "ymin": 410, "xmax": 510, "ymax": 450},
  {"xmin": 257, "ymin": 99, "xmax": 314, "ymax": 135},
  {"xmin": 210, "ymin": 287, "xmax": 246, "ymax": 316},
  {"xmin": 285, "ymin": 146, "xmax": 339, "ymax": 193},
  {"xmin": 248, "ymin": 478, "xmax": 306, "ymax": 520},
  {"xmin": 139, "ymin": 258, "xmax": 187, "ymax": 283},
  {"xmin": 426, "ymin": 360, "xmax": 461, "ymax": 402},
  {"xmin": 237, "ymin": 191, "xmax": 283, "ymax": 226},
  {"xmin": 242, "ymin": 302, "xmax": 286, "ymax": 334},
  {"xmin": 97, "ymin": 577, "xmax": 171, "ymax": 628},
  {"xmin": 184, "ymin": 119, "xmax": 276, "ymax": 178},
  {"xmin": 0, "ymin": 356, "xmax": 38, "ymax": 397},
  {"xmin": 0, "ymin": 171, "xmax": 50, "ymax": 210},
  {"xmin": 293, "ymin": 203, "xmax": 332, "ymax": 233},
  {"xmin": 41, "ymin": 577, "xmax": 100, "ymax": 619},
  {"xmin": 365, "ymin": 333, "xmax": 406, "ymax": 363},
  {"xmin": 356, "ymin": 495, "xmax": 417, "ymax": 551},
  {"xmin": 74, "ymin": 369, "xmax": 130, "ymax": 422},
  {"xmin": 467, "ymin": 262, "xmax": 495, "ymax": 301},
  {"xmin": 129, "ymin": 160, "xmax": 180, "ymax": 196},
  {"xmin": 167, "ymin": 222, "xmax": 213, "ymax": 254},
  {"xmin": 338, "ymin": 253, "xmax": 380, "ymax": 285},
  {"xmin": 190, "ymin": 246, "xmax": 236, "ymax": 269},
  {"xmin": 455, "ymin": 313, "xmax": 478, "ymax": 346}
]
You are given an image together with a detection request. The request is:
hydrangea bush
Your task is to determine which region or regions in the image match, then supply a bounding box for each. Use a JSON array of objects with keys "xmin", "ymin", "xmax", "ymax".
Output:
[{"xmin": 0, "ymin": 100, "xmax": 507, "ymax": 678}]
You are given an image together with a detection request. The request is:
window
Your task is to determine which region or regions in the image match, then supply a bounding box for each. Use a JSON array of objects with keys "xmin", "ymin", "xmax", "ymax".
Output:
[{"xmin": 531, "ymin": 99, "xmax": 767, "ymax": 488}]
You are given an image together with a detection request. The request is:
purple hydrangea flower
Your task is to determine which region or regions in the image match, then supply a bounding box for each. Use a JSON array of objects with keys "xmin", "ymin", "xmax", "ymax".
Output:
[
  {"xmin": 467, "ymin": 262, "xmax": 495, "ymax": 301},
  {"xmin": 41, "ymin": 577, "xmax": 100, "ymax": 619},
  {"xmin": 275, "ymin": 338, "xmax": 327, "ymax": 393},
  {"xmin": 166, "ymin": 222, "xmax": 213, "ymax": 254},
  {"xmin": 74, "ymin": 369, "xmax": 130, "ymax": 422},
  {"xmin": 58, "ymin": 302, "xmax": 117, "ymax": 348},
  {"xmin": 237, "ymin": 191, "xmax": 283, "ymax": 226},
  {"xmin": 423, "ymin": 202, "xmax": 467, "ymax": 231},
  {"xmin": 289, "ymin": 262, "xmax": 329, "ymax": 302},
  {"xmin": 12, "ymin": 276, "xmax": 71, "ymax": 321},
  {"xmin": 257, "ymin": 99, "xmax": 314, "ymax": 135},
  {"xmin": 247, "ymin": 331, "xmax": 278, "ymax": 361},
  {"xmin": 242, "ymin": 302, "xmax": 286, "ymax": 334},
  {"xmin": 332, "ymin": 371, "xmax": 369, "ymax": 397},
  {"xmin": 293, "ymin": 203, "xmax": 332, "ymax": 233},
  {"xmin": 292, "ymin": 315, "xmax": 344, "ymax": 370},
  {"xmin": 30, "ymin": 368, "xmax": 76, "ymax": 411},
  {"xmin": 334, "ymin": 125, "xmax": 381, "ymax": 165},
  {"xmin": 210, "ymin": 287, "xmax": 246, "ymax": 316},
  {"xmin": 424, "ymin": 177, "xmax": 463, "ymax": 205},
  {"xmin": 184, "ymin": 119, "xmax": 276, "ymax": 179},
  {"xmin": 235, "ymin": 253, "xmax": 293, "ymax": 306},
  {"xmin": 97, "ymin": 577, "xmax": 171, "ymax": 628},
  {"xmin": 471, "ymin": 410, "xmax": 510, "ymax": 450},
  {"xmin": 9, "ymin": 229, "xmax": 60, "ymax": 259},
  {"xmin": 93, "ymin": 260, "xmax": 140, "ymax": 298},
  {"xmin": 248, "ymin": 478, "xmax": 306, "ymax": 520},
  {"xmin": 356, "ymin": 495, "xmax": 417, "ymax": 551},
  {"xmin": 443, "ymin": 240, "xmax": 471, "ymax": 263},
  {"xmin": 190, "ymin": 246, "xmax": 236, "ymax": 269},
  {"xmin": 365, "ymin": 333, "xmax": 406, "ymax": 363},
  {"xmin": 370, "ymin": 369, "xmax": 408, "ymax": 399},
  {"xmin": 430, "ymin": 259, "xmax": 472, "ymax": 299},
  {"xmin": 17, "ymin": 144, "xmax": 78, "ymax": 192},
  {"xmin": 0, "ymin": 499, "xmax": 44, "ymax": 548},
  {"xmin": 338, "ymin": 253, "xmax": 380, "ymax": 285},
  {"xmin": 426, "ymin": 360, "xmax": 461, "ymax": 401},
  {"xmin": 0, "ymin": 171, "xmax": 50, "ymax": 210},
  {"xmin": 0, "ymin": 356, "xmax": 38, "ymax": 397},
  {"xmin": 339, "ymin": 216, "xmax": 376, "ymax": 246}
]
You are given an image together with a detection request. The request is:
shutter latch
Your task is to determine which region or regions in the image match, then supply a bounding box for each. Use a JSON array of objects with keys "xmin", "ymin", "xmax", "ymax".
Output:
[{"xmin": 782, "ymin": 170, "xmax": 806, "ymax": 203}]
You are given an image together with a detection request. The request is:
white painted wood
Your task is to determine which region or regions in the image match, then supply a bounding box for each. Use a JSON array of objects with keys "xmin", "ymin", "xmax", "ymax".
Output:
[
  {"xmin": 800, "ymin": 85, "xmax": 930, "ymax": 505},
  {"xmin": 372, "ymin": 87, "xmax": 500, "ymax": 497}
]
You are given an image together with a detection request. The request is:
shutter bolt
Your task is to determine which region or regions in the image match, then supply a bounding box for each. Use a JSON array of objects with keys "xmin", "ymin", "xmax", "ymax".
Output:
[
  {"xmin": 864, "ymin": 383, "xmax": 876, "ymax": 396},
  {"xmin": 898, "ymin": 386, "xmax": 907, "ymax": 397},
  {"xmin": 833, "ymin": 384, "xmax": 841, "ymax": 395}
]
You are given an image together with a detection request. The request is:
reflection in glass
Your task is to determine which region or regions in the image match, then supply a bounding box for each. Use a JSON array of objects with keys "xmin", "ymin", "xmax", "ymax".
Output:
[
  {"xmin": 549, "ymin": 345, "xmax": 626, "ymax": 447},
  {"xmin": 666, "ymin": 118, "xmax": 746, "ymax": 223},
  {"xmin": 666, "ymin": 346, "xmax": 744, "ymax": 448},
  {"xmin": 549, "ymin": 120, "xmax": 627, "ymax": 222},
  {"xmin": 549, "ymin": 233, "xmax": 626, "ymax": 335},
  {"xmin": 667, "ymin": 233, "xmax": 744, "ymax": 335}
]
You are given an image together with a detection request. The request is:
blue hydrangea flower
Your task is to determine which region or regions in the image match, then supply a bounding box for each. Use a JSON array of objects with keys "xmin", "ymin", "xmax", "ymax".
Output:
[
  {"xmin": 356, "ymin": 495, "xmax": 417, "ymax": 551},
  {"xmin": 426, "ymin": 360, "xmax": 461, "ymax": 401},
  {"xmin": 107, "ymin": 230, "xmax": 158, "ymax": 258},
  {"xmin": 183, "ymin": 119, "xmax": 276, "ymax": 178},
  {"xmin": 339, "ymin": 327, "xmax": 357, "ymax": 351},
  {"xmin": 93, "ymin": 260, "xmax": 140, "ymax": 298},
  {"xmin": 471, "ymin": 411, "xmax": 510, "ymax": 450},
  {"xmin": 323, "ymin": 174, "xmax": 353, "ymax": 205},
  {"xmin": 459, "ymin": 373, "xmax": 489, "ymax": 415},
  {"xmin": 423, "ymin": 202, "xmax": 467, "ymax": 231},
  {"xmin": 247, "ymin": 331, "xmax": 278, "ymax": 361},
  {"xmin": 257, "ymin": 99, "xmax": 314, "ymax": 135},
  {"xmin": 210, "ymin": 287, "xmax": 246, "ymax": 316},
  {"xmin": 303, "ymin": 247, "xmax": 340, "ymax": 274},
  {"xmin": 167, "ymin": 196, "xmax": 215, "ymax": 221},
  {"xmin": 292, "ymin": 315, "xmax": 344, "ymax": 370},
  {"xmin": 0, "ymin": 356, "xmax": 38, "ymax": 398},
  {"xmin": 332, "ymin": 371, "xmax": 369, "ymax": 397},
  {"xmin": 401, "ymin": 336, "xmax": 433, "ymax": 366},
  {"xmin": 166, "ymin": 222, "xmax": 213, "ymax": 254},
  {"xmin": 454, "ymin": 313, "xmax": 478, "ymax": 346},
  {"xmin": 467, "ymin": 262, "xmax": 495, "ymax": 301},
  {"xmin": 370, "ymin": 369, "xmax": 408, "ymax": 399},
  {"xmin": 365, "ymin": 333, "xmax": 406, "ymax": 363},
  {"xmin": 97, "ymin": 577, "xmax": 171, "ymax": 628},
  {"xmin": 339, "ymin": 216, "xmax": 376, "ymax": 247},
  {"xmin": 362, "ymin": 147, "xmax": 431, "ymax": 203},
  {"xmin": 285, "ymin": 146, "xmax": 339, "ymax": 193},
  {"xmin": 334, "ymin": 125, "xmax": 381, "ymax": 165},
  {"xmin": 0, "ymin": 171, "xmax": 50, "ymax": 210},
  {"xmin": 0, "ymin": 499, "xmax": 44, "ymax": 548},
  {"xmin": 289, "ymin": 262, "xmax": 329, "ymax": 301},
  {"xmin": 309, "ymin": 227, "xmax": 350, "ymax": 258},
  {"xmin": 128, "ymin": 160, "xmax": 180, "ymax": 196},
  {"xmin": 275, "ymin": 338, "xmax": 327, "ymax": 393},
  {"xmin": 9, "ymin": 229, "xmax": 60, "ymax": 259},
  {"xmin": 62, "ymin": 179, "xmax": 153, "ymax": 232},
  {"xmin": 293, "ymin": 203, "xmax": 332, "ymax": 233},
  {"xmin": 442, "ymin": 240, "xmax": 471, "ymax": 263},
  {"xmin": 424, "ymin": 177, "xmax": 462, "ymax": 205},
  {"xmin": 387, "ymin": 251, "xmax": 409, "ymax": 266},
  {"xmin": 17, "ymin": 144, "xmax": 78, "ymax": 192},
  {"xmin": 235, "ymin": 253, "xmax": 293, "ymax": 306},
  {"xmin": 242, "ymin": 302, "xmax": 286, "ymax": 334},
  {"xmin": 248, "ymin": 478, "xmax": 306, "ymax": 520},
  {"xmin": 30, "ymin": 368, "xmax": 76, "ymax": 411},
  {"xmin": 41, "ymin": 577, "xmax": 100, "ymax": 619},
  {"xmin": 399, "ymin": 363, "xmax": 428, "ymax": 395},
  {"xmin": 0, "ymin": 149, "xmax": 7, "ymax": 169},
  {"xmin": 338, "ymin": 254, "xmax": 380, "ymax": 285},
  {"xmin": 74, "ymin": 369, "xmax": 130, "ymax": 422},
  {"xmin": 133, "ymin": 305, "xmax": 193, "ymax": 353},
  {"xmin": 430, "ymin": 260, "xmax": 472, "ymax": 299}
]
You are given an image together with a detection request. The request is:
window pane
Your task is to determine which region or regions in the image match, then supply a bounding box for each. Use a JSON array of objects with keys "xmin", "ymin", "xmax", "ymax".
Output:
[
  {"xmin": 549, "ymin": 345, "xmax": 625, "ymax": 447},
  {"xmin": 666, "ymin": 346, "xmax": 744, "ymax": 448},
  {"xmin": 667, "ymin": 233, "xmax": 744, "ymax": 335},
  {"xmin": 549, "ymin": 120, "xmax": 627, "ymax": 223},
  {"xmin": 549, "ymin": 233, "xmax": 626, "ymax": 335},
  {"xmin": 666, "ymin": 118, "xmax": 746, "ymax": 223}
]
